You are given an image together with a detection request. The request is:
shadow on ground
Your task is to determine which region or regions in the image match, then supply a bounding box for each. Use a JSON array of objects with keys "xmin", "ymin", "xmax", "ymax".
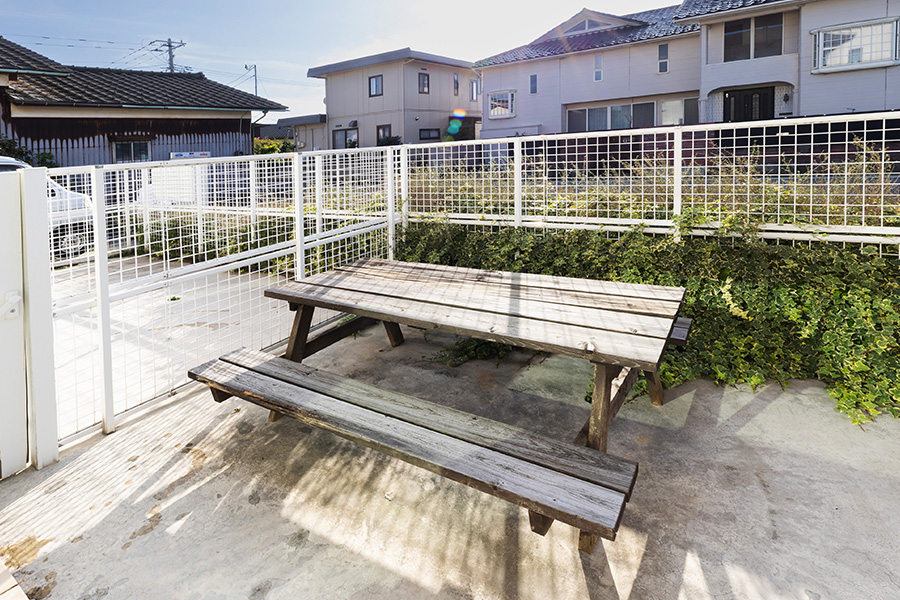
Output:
[{"xmin": 1, "ymin": 325, "xmax": 898, "ymax": 599}]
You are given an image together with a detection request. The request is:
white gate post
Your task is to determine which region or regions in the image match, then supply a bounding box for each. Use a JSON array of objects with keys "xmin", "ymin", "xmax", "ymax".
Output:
[
  {"xmin": 20, "ymin": 168, "xmax": 59, "ymax": 468},
  {"xmin": 673, "ymin": 127, "xmax": 684, "ymax": 241},
  {"xmin": 385, "ymin": 148, "xmax": 396, "ymax": 260},
  {"xmin": 249, "ymin": 157, "xmax": 259, "ymax": 245},
  {"xmin": 91, "ymin": 167, "xmax": 116, "ymax": 434},
  {"xmin": 314, "ymin": 155, "xmax": 324, "ymax": 236}
]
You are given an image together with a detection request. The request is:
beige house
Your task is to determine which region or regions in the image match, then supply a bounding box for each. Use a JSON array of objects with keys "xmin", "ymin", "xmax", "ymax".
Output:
[
  {"xmin": 281, "ymin": 49, "xmax": 481, "ymax": 150},
  {"xmin": 475, "ymin": 0, "xmax": 900, "ymax": 137}
]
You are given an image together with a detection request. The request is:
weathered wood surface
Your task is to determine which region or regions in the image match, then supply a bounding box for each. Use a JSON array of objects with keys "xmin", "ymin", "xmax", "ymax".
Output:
[
  {"xmin": 574, "ymin": 367, "xmax": 640, "ymax": 447},
  {"xmin": 189, "ymin": 356, "xmax": 628, "ymax": 540},
  {"xmin": 284, "ymin": 304, "xmax": 315, "ymax": 362},
  {"xmin": 217, "ymin": 348, "xmax": 638, "ymax": 498},
  {"xmin": 265, "ymin": 259, "xmax": 686, "ymax": 372}
]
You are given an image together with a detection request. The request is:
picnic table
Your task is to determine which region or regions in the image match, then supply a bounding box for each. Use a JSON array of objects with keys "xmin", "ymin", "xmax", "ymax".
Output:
[{"xmin": 190, "ymin": 258, "xmax": 688, "ymax": 553}]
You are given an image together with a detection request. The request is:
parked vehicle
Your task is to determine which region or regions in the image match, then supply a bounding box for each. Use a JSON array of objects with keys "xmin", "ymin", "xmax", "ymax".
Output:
[{"xmin": 0, "ymin": 156, "xmax": 94, "ymax": 259}]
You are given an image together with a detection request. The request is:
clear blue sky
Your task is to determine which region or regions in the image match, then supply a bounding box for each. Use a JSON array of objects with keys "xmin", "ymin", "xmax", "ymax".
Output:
[{"xmin": 4, "ymin": 0, "xmax": 672, "ymax": 123}]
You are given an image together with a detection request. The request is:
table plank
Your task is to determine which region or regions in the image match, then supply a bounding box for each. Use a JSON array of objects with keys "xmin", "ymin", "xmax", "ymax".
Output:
[
  {"xmin": 301, "ymin": 269, "xmax": 674, "ymax": 340},
  {"xmin": 344, "ymin": 258, "xmax": 685, "ymax": 303},
  {"xmin": 265, "ymin": 281, "xmax": 667, "ymax": 370},
  {"xmin": 318, "ymin": 266, "xmax": 681, "ymax": 319}
]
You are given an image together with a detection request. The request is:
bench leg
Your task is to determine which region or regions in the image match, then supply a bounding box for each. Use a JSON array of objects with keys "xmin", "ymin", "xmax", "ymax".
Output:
[
  {"xmin": 528, "ymin": 511, "xmax": 554, "ymax": 536},
  {"xmin": 210, "ymin": 388, "xmax": 232, "ymax": 403},
  {"xmin": 383, "ymin": 321, "xmax": 404, "ymax": 347},
  {"xmin": 645, "ymin": 370, "xmax": 665, "ymax": 406}
]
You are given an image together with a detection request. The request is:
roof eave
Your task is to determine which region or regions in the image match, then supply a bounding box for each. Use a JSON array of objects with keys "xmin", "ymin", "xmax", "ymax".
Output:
[
  {"xmin": 474, "ymin": 29, "xmax": 700, "ymax": 70},
  {"xmin": 10, "ymin": 100, "xmax": 285, "ymax": 111},
  {"xmin": 674, "ymin": 0, "xmax": 811, "ymax": 24},
  {"xmin": 0, "ymin": 68, "xmax": 69, "ymax": 77}
]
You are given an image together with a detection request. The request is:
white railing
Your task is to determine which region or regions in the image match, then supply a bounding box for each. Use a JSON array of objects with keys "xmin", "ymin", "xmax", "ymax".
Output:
[{"xmin": 35, "ymin": 109, "xmax": 900, "ymax": 444}]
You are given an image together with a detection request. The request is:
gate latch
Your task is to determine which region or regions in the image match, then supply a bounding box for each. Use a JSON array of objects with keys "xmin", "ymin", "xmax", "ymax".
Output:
[{"xmin": 2, "ymin": 291, "xmax": 22, "ymax": 320}]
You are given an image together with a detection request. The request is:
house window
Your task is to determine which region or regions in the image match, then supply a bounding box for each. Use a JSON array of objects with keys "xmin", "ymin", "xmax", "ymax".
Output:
[
  {"xmin": 632, "ymin": 102, "xmax": 655, "ymax": 128},
  {"xmin": 659, "ymin": 99, "xmax": 684, "ymax": 125},
  {"xmin": 530, "ymin": 74, "xmax": 538, "ymax": 94},
  {"xmin": 754, "ymin": 14, "xmax": 783, "ymax": 58},
  {"xmin": 813, "ymin": 18, "xmax": 900, "ymax": 71},
  {"xmin": 724, "ymin": 18, "xmax": 752, "ymax": 61},
  {"xmin": 567, "ymin": 109, "xmax": 586, "ymax": 133},
  {"xmin": 469, "ymin": 79, "xmax": 479, "ymax": 102},
  {"xmin": 488, "ymin": 91, "xmax": 515, "ymax": 119},
  {"xmin": 725, "ymin": 14, "xmax": 783, "ymax": 62},
  {"xmin": 369, "ymin": 75, "xmax": 383, "ymax": 97},
  {"xmin": 454, "ymin": 73, "xmax": 459, "ymax": 96},
  {"xmin": 610, "ymin": 104, "xmax": 632, "ymax": 129},
  {"xmin": 419, "ymin": 128, "xmax": 440, "ymax": 140},
  {"xmin": 418, "ymin": 72, "xmax": 430, "ymax": 94},
  {"xmin": 658, "ymin": 44, "xmax": 669, "ymax": 73},
  {"xmin": 376, "ymin": 124, "xmax": 392, "ymax": 141},
  {"xmin": 568, "ymin": 107, "xmax": 610, "ymax": 132},
  {"xmin": 113, "ymin": 140, "xmax": 151, "ymax": 163},
  {"xmin": 593, "ymin": 54, "xmax": 603, "ymax": 81},
  {"xmin": 332, "ymin": 128, "xmax": 358, "ymax": 149}
]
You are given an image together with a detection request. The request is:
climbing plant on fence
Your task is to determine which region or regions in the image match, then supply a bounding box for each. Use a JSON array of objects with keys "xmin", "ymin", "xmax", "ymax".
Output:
[{"xmin": 396, "ymin": 222, "xmax": 900, "ymax": 424}]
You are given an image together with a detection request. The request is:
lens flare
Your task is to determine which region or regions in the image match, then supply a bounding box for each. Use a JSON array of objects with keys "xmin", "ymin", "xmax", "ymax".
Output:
[{"xmin": 452, "ymin": 108, "xmax": 467, "ymax": 118}]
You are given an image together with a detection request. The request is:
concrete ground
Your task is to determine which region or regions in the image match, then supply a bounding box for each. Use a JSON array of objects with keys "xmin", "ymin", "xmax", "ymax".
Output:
[{"xmin": 1, "ymin": 325, "xmax": 898, "ymax": 600}]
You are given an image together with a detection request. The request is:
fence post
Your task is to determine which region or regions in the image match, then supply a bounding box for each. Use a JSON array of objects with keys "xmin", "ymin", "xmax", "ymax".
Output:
[
  {"xmin": 91, "ymin": 166, "xmax": 116, "ymax": 434},
  {"xmin": 673, "ymin": 128, "xmax": 683, "ymax": 241},
  {"xmin": 314, "ymin": 154, "xmax": 324, "ymax": 237},
  {"xmin": 385, "ymin": 148, "xmax": 396, "ymax": 260},
  {"xmin": 513, "ymin": 139, "xmax": 523, "ymax": 227},
  {"xmin": 194, "ymin": 164, "xmax": 205, "ymax": 258},
  {"xmin": 18, "ymin": 169, "xmax": 59, "ymax": 469},
  {"xmin": 249, "ymin": 157, "xmax": 259, "ymax": 245},
  {"xmin": 293, "ymin": 154, "xmax": 305, "ymax": 280},
  {"xmin": 141, "ymin": 167, "xmax": 151, "ymax": 253},
  {"xmin": 400, "ymin": 146, "xmax": 409, "ymax": 230}
]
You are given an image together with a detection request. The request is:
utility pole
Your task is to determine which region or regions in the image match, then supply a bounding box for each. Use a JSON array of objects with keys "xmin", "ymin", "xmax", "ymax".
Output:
[
  {"xmin": 245, "ymin": 64, "xmax": 257, "ymax": 95},
  {"xmin": 152, "ymin": 38, "xmax": 186, "ymax": 73}
]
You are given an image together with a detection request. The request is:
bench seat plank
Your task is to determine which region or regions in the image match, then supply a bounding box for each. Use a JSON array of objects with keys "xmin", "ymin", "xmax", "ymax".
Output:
[
  {"xmin": 189, "ymin": 357, "xmax": 629, "ymax": 540},
  {"xmin": 220, "ymin": 348, "xmax": 638, "ymax": 499}
]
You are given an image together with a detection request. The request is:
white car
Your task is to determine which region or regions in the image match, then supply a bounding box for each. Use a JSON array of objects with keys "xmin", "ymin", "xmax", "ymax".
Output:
[{"xmin": 0, "ymin": 156, "xmax": 94, "ymax": 259}]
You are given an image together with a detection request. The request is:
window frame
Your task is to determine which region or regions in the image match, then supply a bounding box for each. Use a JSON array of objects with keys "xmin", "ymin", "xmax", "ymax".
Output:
[
  {"xmin": 332, "ymin": 128, "xmax": 358, "ymax": 150},
  {"xmin": 376, "ymin": 124, "xmax": 392, "ymax": 141},
  {"xmin": 529, "ymin": 74, "xmax": 538, "ymax": 94},
  {"xmin": 487, "ymin": 90, "xmax": 516, "ymax": 120},
  {"xmin": 469, "ymin": 79, "xmax": 479, "ymax": 102},
  {"xmin": 724, "ymin": 13, "xmax": 784, "ymax": 62},
  {"xmin": 368, "ymin": 74, "xmax": 383, "ymax": 97},
  {"xmin": 418, "ymin": 128, "xmax": 441, "ymax": 141},
  {"xmin": 593, "ymin": 54, "xmax": 603, "ymax": 81},
  {"xmin": 113, "ymin": 140, "xmax": 151, "ymax": 164},
  {"xmin": 454, "ymin": 73, "xmax": 459, "ymax": 96},
  {"xmin": 418, "ymin": 72, "xmax": 430, "ymax": 94},
  {"xmin": 658, "ymin": 43, "xmax": 669, "ymax": 73},
  {"xmin": 811, "ymin": 17, "xmax": 900, "ymax": 73}
]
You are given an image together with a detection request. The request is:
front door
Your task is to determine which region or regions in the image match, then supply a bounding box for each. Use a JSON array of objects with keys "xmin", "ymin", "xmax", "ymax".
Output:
[{"xmin": 724, "ymin": 87, "xmax": 774, "ymax": 122}]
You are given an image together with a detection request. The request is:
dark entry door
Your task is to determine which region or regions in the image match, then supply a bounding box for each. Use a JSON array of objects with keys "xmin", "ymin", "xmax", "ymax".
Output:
[{"xmin": 724, "ymin": 87, "xmax": 774, "ymax": 122}]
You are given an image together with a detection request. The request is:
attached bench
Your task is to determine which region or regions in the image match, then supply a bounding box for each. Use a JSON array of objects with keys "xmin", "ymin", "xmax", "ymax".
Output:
[{"xmin": 189, "ymin": 348, "xmax": 639, "ymax": 550}]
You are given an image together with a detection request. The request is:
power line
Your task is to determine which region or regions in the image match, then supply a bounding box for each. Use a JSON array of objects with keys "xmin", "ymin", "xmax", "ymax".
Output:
[{"xmin": 7, "ymin": 33, "xmax": 136, "ymax": 46}]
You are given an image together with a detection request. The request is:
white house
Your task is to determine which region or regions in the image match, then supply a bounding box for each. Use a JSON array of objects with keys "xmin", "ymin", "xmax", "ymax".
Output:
[
  {"xmin": 281, "ymin": 48, "xmax": 482, "ymax": 150},
  {"xmin": 475, "ymin": 0, "xmax": 900, "ymax": 138}
]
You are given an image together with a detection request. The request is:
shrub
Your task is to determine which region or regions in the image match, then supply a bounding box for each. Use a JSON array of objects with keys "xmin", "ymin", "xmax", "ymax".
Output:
[{"xmin": 396, "ymin": 222, "xmax": 900, "ymax": 424}]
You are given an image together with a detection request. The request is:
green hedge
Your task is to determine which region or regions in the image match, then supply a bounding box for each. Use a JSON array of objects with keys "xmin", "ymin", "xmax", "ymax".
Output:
[{"xmin": 396, "ymin": 222, "xmax": 900, "ymax": 424}]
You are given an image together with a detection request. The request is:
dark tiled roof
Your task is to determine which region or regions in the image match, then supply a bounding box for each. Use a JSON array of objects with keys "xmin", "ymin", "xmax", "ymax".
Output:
[
  {"xmin": 6, "ymin": 66, "xmax": 287, "ymax": 111},
  {"xmin": 254, "ymin": 123, "xmax": 293, "ymax": 139},
  {"xmin": 675, "ymin": 0, "xmax": 789, "ymax": 20},
  {"xmin": 0, "ymin": 36, "xmax": 68, "ymax": 75},
  {"xmin": 475, "ymin": 5, "xmax": 698, "ymax": 68}
]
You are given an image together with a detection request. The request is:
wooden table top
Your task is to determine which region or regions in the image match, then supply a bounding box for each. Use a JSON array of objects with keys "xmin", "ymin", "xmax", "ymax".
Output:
[{"xmin": 264, "ymin": 258, "xmax": 685, "ymax": 371}]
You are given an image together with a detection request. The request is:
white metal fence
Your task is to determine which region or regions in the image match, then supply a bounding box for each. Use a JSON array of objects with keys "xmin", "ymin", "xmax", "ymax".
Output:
[{"xmin": 36, "ymin": 110, "xmax": 900, "ymax": 445}]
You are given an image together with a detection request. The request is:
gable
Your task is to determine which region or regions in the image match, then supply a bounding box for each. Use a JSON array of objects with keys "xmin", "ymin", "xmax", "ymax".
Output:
[{"xmin": 533, "ymin": 9, "xmax": 647, "ymax": 44}]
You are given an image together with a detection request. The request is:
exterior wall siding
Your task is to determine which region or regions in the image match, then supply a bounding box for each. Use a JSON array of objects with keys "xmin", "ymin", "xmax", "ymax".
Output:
[
  {"xmin": 1, "ymin": 107, "xmax": 252, "ymax": 167},
  {"xmin": 480, "ymin": 35, "xmax": 701, "ymax": 138},
  {"xmin": 323, "ymin": 59, "xmax": 480, "ymax": 148},
  {"xmin": 798, "ymin": 0, "xmax": 900, "ymax": 115}
]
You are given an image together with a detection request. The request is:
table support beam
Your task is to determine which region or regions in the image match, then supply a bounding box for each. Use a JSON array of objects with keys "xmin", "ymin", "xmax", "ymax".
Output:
[
  {"xmin": 645, "ymin": 370, "xmax": 665, "ymax": 406},
  {"xmin": 383, "ymin": 321, "xmax": 404, "ymax": 347}
]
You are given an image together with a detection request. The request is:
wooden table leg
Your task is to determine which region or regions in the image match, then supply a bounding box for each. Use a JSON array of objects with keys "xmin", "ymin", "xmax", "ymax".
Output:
[
  {"xmin": 645, "ymin": 370, "xmax": 665, "ymax": 406},
  {"xmin": 271, "ymin": 303, "xmax": 315, "ymax": 421},
  {"xmin": 383, "ymin": 321, "xmax": 404, "ymax": 347},
  {"xmin": 579, "ymin": 362, "xmax": 615, "ymax": 554}
]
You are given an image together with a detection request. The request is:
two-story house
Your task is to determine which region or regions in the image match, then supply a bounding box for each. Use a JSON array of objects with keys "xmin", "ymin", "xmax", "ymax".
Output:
[
  {"xmin": 475, "ymin": 0, "xmax": 900, "ymax": 137},
  {"xmin": 282, "ymin": 48, "xmax": 482, "ymax": 150}
]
